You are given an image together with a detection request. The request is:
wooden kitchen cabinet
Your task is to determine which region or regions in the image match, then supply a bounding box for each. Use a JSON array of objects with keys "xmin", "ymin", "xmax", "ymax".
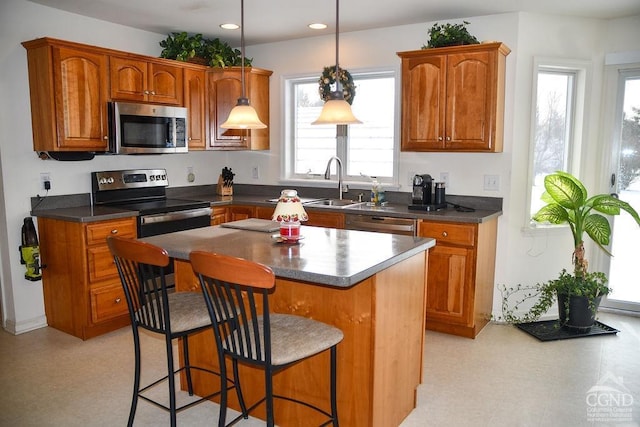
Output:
[
  {"xmin": 305, "ymin": 210, "xmax": 345, "ymax": 228},
  {"xmin": 207, "ymin": 67, "xmax": 272, "ymax": 150},
  {"xmin": 184, "ymin": 68, "xmax": 207, "ymax": 150},
  {"xmin": 22, "ymin": 38, "xmax": 110, "ymax": 152},
  {"xmin": 228, "ymin": 205, "xmax": 256, "ymax": 221},
  {"xmin": 257, "ymin": 206, "xmax": 345, "ymax": 228},
  {"xmin": 418, "ymin": 219, "xmax": 498, "ymax": 338},
  {"xmin": 110, "ymin": 56, "xmax": 184, "ymax": 105},
  {"xmin": 210, "ymin": 206, "xmax": 228, "ymax": 225},
  {"xmin": 37, "ymin": 216, "xmax": 136, "ymax": 340},
  {"xmin": 397, "ymin": 43, "xmax": 510, "ymax": 152}
]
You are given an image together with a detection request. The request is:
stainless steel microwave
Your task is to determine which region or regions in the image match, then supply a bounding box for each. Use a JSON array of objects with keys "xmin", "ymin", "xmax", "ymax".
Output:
[{"xmin": 108, "ymin": 102, "xmax": 188, "ymax": 154}]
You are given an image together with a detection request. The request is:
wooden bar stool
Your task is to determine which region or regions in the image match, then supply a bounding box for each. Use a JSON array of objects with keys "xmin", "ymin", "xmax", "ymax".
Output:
[
  {"xmin": 107, "ymin": 236, "xmax": 239, "ymax": 427},
  {"xmin": 190, "ymin": 251, "xmax": 344, "ymax": 427}
]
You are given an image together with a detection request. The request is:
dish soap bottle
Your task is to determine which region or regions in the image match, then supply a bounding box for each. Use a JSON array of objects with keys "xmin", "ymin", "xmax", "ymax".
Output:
[{"xmin": 370, "ymin": 179, "xmax": 386, "ymax": 206}]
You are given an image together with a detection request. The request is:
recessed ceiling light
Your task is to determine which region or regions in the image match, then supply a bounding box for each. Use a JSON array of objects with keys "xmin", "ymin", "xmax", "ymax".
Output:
[
  {"xmin": 220, "ymin": 23, "xmax": 239, "ymax": 30},
  {"xmin": 308, "ymin": 23, "xmax": 327, "ymax": 30}
]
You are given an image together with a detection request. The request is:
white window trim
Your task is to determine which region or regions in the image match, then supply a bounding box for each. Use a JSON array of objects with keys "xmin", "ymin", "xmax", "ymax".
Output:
[
  {"xmin": 524, "ymin": 57, "xmax": 591, "ymax": 233},
  {"xmin": 279, "ymin": 67, "xmax": 401, "ymax": 191}
]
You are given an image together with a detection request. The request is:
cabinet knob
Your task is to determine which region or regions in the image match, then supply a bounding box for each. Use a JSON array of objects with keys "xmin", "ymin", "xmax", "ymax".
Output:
[
  {"xmin": 446, "ymin": 136, "xmax": 451, "ymax": 141},
  {"xmin": 110, "ymin": 229, "xmax": 118, "ymax": 234},
  {"xmin": 103, "ymin": 135, "xmax": 108, "ymax": 140},
  {"xmin": 150, "ymin": 91, "xmax": 156, "ymax": 95},
  {"xmin": 143, "ymin": 90, "xmax": 149, "ymax": 95},
  {"xmin": 115, "ymin": 297, "xmax": 121, "ymax": 304},
  {"xmin": 442, "ymin": 231, "xmax": 448, "ymax": 237},
  {"xmin": 438, "ymin": 136, "xmax": 443, "ymax": 141}
]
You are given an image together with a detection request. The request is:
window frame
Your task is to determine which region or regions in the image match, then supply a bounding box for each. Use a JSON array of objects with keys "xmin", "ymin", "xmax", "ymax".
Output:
[
  {"xmin": 525, "ymin": 57, "xmax": 590, "ymax": 231},
  {"xmin": 281, "ymin": 68, "xmax": 400, "ymax": 189}
]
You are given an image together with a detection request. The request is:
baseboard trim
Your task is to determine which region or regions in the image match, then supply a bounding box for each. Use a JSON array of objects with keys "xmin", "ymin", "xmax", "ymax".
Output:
[{"xmin": 4, "ymin": 315, "xmax": 48, "ymax": 335}]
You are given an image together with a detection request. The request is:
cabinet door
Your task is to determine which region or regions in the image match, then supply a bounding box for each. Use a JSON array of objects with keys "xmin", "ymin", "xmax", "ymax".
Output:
[
  {"xmin": 228, "ymin": 205, "xmax": 255, "ymax": 221},
  {"xmin": 400, "ymin": 54, "xmax": 447, "ymax": 150},
  {"xmin": 425, "ymin": 244, "xmax": 475, "ymax": 326},
  {"xmin": 446, "ymin": 50, "xmax": 495, "ymax": 150},
  {"xmin": 184, "ymin": 68, "xmax": 207, "ymax": 149},
  {"xmin": 208, "ymin": 70, "xmax": 249, "ymax": 149},
  {"xmin": 255, "ymin": 206, "xmax": 274, "ymax": 220},
  {"xmin": 53, "ymin": 47, "xmax": 109, "ymax": 150},
  {"xmin": 210, "ymin": 207, "xmax": 228, "ymax": 225},
  {"xmin": 306, "ymin": 211, "xmax": 345, "ymax": 228},
  {"xmin": 109, "ymin": 56, "xmax": 147, "ymax": 102},
  {"xmin": 148, "ymin": 62, "xmax": 183, "ymax": 105}
]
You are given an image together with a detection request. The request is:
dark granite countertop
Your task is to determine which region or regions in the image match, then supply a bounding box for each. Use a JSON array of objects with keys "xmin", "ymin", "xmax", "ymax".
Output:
[
  {"xmin": 140, "ymin": 221, "xmax": 436, "ymax": 287},
  {"xmin": 31, "ymin": 184, "xmax": 502, "ymax": 224}
]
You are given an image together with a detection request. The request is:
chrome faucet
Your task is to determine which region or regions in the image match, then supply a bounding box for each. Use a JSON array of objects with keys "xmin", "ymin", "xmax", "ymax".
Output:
[{"xmin": 324, "ymin": 156, "xmax": 348, "ymax": 200}]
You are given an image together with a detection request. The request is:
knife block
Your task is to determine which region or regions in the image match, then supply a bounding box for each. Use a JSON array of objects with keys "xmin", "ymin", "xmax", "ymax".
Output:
[{"xmin": 216, "ymin": 175, "xmax": 233, "ymax": 196}]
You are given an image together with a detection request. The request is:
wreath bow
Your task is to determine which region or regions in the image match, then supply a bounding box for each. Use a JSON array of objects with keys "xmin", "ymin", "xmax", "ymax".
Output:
[{"xmin": 318, "ymin": 66, "xmax": 356, "ymax": 105}]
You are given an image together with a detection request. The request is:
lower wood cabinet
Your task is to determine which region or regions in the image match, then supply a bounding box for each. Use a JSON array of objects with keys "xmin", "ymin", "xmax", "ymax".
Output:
[
  {"xmin": 37, "ymin": 216, "xmax": 136, "ymax": 340},
  {"xmin": 210, "ymin": 206, "xmax": 229, "ymax": 225},
  {"xmin": 418, "ymin": 218, "xmax": 498, "ymax": 338},
  {"xmin": 256, "ymin": 206, "xmax": 345, "ymax": 228}
]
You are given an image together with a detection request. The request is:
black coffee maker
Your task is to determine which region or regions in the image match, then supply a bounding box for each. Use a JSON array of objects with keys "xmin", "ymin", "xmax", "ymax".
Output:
[
  {"xmin": 411, "ymin": 174, "xmax": 432, "ymax": 205},
  {"xmin": 409, "ymin": 174, "xmax": 446, "ymax": 211}
]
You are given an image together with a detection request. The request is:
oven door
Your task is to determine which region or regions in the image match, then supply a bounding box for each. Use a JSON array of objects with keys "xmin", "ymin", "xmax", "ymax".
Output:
[{"xmin": 138, "ymin": 207, "xmax": 212, "ymax": 238}]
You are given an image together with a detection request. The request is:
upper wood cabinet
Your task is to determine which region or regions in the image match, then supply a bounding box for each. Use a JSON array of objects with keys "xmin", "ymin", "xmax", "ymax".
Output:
[
  {"xmin": 397, "ymin": 43, "xmax": 510, "ymax": 152},
  {"xmin": 22, "ymin": 38, "xmax": 110, "ymax": 152},
  {"xmin": 110, "ymin": 56, "xmax": 183, "ymax": 105},
  {"xmin": 207, "ymin": 67, "xmax": 272, "ymax": 150},
  {"xmin": 184, "ymin": 68, "xmax": 207, "ymax": 150}
]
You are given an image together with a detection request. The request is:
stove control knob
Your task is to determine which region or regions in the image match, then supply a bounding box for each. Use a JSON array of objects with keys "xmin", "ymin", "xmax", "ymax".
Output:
[
  {"xmin": 161, "ymin": 174, "xmax": 167, "ymax": 180},
  {"xmin": 150, "ymin": 175, "xmax": 155, "ymax": 181},
  {"xmin": 107, "ymin": 177, "xmax": 114, "ymax": 184}
]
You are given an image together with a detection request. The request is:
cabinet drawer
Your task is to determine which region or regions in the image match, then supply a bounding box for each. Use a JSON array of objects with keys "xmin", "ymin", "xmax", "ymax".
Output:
[
  {"xmin": 88, "ymin": 245, "xmax": 119, "ymax": 282},
  {"xmin": 90, "ymin": 283, "xmax": 128, "ymax": 323},
  {"xmin": 419, "ymin": 222, "xmax": 476, "ymax": 247},
  {"xmin": 85, "ymin": 218, "xmax": 136, "ymax": 245}
]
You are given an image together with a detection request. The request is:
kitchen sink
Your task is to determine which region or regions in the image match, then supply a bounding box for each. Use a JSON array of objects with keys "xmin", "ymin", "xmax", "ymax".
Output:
[{"xmin": 305, "ymin": 199, "xmax": 364, "ymax": 208}]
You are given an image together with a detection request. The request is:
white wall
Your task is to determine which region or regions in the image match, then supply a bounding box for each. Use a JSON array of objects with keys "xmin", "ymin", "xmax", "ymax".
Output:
[{"xmin": 1, "ymin": 0, "xmax": 639, "ymax": 333}]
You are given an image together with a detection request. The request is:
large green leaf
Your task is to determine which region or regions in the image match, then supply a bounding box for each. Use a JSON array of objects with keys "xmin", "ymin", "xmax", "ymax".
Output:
[
  {"xmin": 589, "ymin": 194, "xmax": 621, "ymax": 215},
  {"xmin": 532, "ymin": 204, "xmax": 569, "ymax": 224},
  {"xmin": 584, "ymin": 213, "xmax": 611, "ymax": 246},
  {"xmin": 544, "ymin": 172, "xmax": 586, "ymax": 210}
]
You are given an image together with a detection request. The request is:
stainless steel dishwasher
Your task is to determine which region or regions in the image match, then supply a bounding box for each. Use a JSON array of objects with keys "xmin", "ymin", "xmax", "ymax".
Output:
[{"xmin": 345, "ymin": 214, "xmax": 417, "ymax": 236}]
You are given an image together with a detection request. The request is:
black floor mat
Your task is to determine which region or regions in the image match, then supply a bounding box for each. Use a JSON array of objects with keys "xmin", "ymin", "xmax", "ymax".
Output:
[{"xmin": 515, "ymin": 320, "xmax": 619, "ymax": 342}]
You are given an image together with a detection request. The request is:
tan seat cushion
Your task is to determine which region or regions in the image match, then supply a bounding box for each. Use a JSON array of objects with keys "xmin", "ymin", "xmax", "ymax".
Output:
[{"xmin": 227, "ymin": 313, "xmax": 344, "ymax": 366}]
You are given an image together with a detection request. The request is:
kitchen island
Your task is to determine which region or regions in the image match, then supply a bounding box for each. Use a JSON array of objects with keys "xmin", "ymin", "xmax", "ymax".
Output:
[{"xmin": 141, "ymin": 222, "xmax": 435, "ymax": 427}]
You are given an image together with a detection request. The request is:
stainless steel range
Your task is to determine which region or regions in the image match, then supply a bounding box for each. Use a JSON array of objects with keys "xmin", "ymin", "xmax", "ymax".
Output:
[{"xmin": 91, "ymin": 169, "xmax": 212, "ymax": 237}]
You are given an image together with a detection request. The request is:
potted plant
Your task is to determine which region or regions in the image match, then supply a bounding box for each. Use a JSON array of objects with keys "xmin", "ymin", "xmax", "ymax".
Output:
[
  {"xmin": 159, "ymin": 32, "xmax": 251, "ymax": 67},
  {"xmin": 422, "ymin": 21, "xmax": 480, "ymax": 49},
  {"xmin": 499, "ymin": 171, "xmax": 640, "ymax": 330}
]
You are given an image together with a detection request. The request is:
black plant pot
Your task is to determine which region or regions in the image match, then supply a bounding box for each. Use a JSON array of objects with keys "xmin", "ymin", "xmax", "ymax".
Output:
[{"xmin": 557, "ymin": 293, "xmax": 603, "ymax": 332}]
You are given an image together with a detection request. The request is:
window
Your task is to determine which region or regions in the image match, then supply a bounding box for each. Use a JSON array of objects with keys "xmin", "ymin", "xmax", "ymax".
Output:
[
  {"xmin": 284, "ymin": 70, "xmax": 397, "ymax": 185},
  {"xmin": 528, "ymin": 60, "xmax": 588, "ymax": 223}
]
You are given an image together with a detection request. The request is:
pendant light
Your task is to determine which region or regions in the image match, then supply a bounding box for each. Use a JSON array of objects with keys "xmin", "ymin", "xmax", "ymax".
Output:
[
  {"xmin": 312, "ymin": 0, "xmax": 362, "ymax": 125},
  {"xmin": 220, "ymin": 0, "xmax": 266, "ymax": 129}
]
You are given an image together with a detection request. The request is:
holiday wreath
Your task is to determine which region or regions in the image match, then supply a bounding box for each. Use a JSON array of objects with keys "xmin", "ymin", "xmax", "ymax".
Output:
[{"xmin": 318, "ymin": 65, "xmax": 356, "ymax": 105}]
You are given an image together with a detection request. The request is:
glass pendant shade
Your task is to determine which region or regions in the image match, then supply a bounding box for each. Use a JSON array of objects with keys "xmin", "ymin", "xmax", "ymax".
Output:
[
  {"xmin": 220, "ymin": 0, "xmax": 267, "ymax": 130},
  {"xmin": 312, "ymin": 94, "xmax": 362, "ymax": 125},
  {"xmin": 312, "ymin": 0, "xmax": 361, "ymax": 125},
  {"xmin": 220, "ymin": 98, "xmax": 266, "ymax": 129}
]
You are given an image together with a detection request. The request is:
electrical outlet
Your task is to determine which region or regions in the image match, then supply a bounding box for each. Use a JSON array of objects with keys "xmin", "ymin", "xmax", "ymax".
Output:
[
  {"xmin": 483, "ymin": 174, "xmax": 500, "ymax": 191},
  {"xmin": 187, "ymin": 166, "xmax": 195, "ymax": 183},
  {"xmin": 439, "ymin": 172, "xmax": 449, "ymax": 187},
  {"xmin": 252, "ymin": 166, "xmax": 260, "ymax": 180},
  {"xmin": 40, "ymin": 173, "xmax": 51, "ymax": 190}
]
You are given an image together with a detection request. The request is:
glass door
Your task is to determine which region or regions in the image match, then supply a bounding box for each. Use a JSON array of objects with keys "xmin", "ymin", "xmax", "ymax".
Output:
[{"xmin": 602, "ymin": 69, "xmax": 640, "ymax": 312}]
